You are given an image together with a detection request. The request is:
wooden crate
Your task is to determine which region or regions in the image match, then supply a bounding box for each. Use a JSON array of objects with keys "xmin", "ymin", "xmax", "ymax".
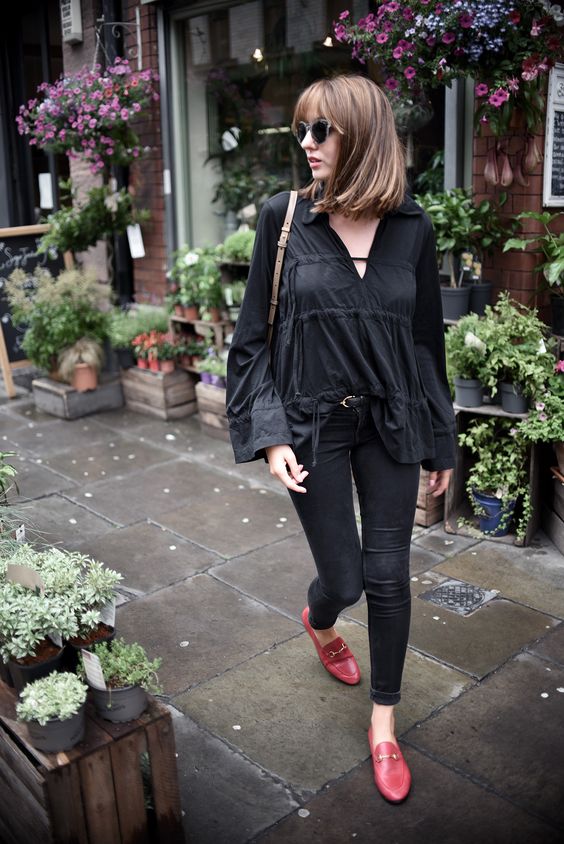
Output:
[
  {"xmin": 444, "ymin": 410, "xmax": 541, "ymax": 546},
  {"xmin": 0, "ymin": 682, "xmax": 184, "ymax": 844},
  {"xmin": 415, "ymin": 469, "xmax": 444, "ymax": 527},
  {"xmin": 121, "ymin": 367, "xmax": 197, "ymax": 420},
  {"xmin": 541, "ymin": 467, "xmax": 564, "ymax": 555},
  {"xmin": 32, "ymin": 375, "xmax": 124, "ymax": 419},
  {"xmin": 195, "ymin": 381, "xmax": 229, "ymax": 442}
]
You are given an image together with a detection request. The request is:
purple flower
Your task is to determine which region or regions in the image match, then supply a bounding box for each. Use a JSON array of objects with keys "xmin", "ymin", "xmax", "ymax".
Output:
[
  {"xmin": 385, "ymin": 77, "xmax": 399, "ymax": 90},
  {"xmin": 404, "ymin": 66, "xmax": 416, "ymax": 80},
  {"xmin": 539, "ymin": 413, "xmax": 548, "ymax": 422},
  {"xmin": 334, "ymin": 23, "xmax": 346, "ymax": 41},
  {"xmin": 475, "ymin": 83, "xmax": 489, "ymax": 96},
  {"xmin": 535, "ymin": 402, "xmax": 545, "ymax": 411},
  {"xmin": 442, "ymin": 32, "xmax": 456, "ymax": 45},
  {"xmin": 459, "ymin": 13, "xmax": 473, "ymax": 28},
  {"xmin": 393, "ymin": 46, "xmax": 404, "ymax": 58},
  {"xmin": 386, "ymin": 2, "xmax": 400, "ymax": 11},
  {"xmin": 339, "ymin": 10, "xmax": 349, "ymax": 19},
  {"xmin": 376, "ymin": 32, "xmax": 389, "ymax": 44}
]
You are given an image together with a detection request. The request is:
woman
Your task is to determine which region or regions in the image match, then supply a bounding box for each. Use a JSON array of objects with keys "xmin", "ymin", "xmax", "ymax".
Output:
[{"xmin": 226, "ymin": 75, "xmax": 454, "ymax": 803}]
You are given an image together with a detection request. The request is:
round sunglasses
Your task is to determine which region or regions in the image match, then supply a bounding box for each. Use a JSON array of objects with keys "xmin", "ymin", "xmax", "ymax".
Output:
[{"xmin": 295, "ymin": 119, "xmax": 332, "ymax": 145}]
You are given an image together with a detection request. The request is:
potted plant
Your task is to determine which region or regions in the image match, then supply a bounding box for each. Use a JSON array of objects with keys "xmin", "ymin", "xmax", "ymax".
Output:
[
  {"xmin": 415, "ymin": 189, "xmax": 511, "ymax": 320},
  {"xmin": 481, "ymin": 294, "xmax": 555, "ymax": 413},
  {"xmin": 218, "ymin": 230, "xmax": 256, "ymax": 265},
  {"xmin": 503, "ymin": 210, "xmax": 564, "ymax": 336},
  {"xmin": 5, "ymin": 267, "xmax": 110, "ymax": 377},
  {"xmin": 16, "ymin": 672, "xmax": 88, "ymax": 753},
  {"xmin": 516, "ymin": 361, "xmax": 564, "ymax": 473},
  {"xmin": 198, "ymin": 351, "xmax": 227, "ymax": 388},
  {"xmin": 109, "ymin": 306, "xmax": 169, "ymax": 370},
  {"xmin": 223, "ymin": 280, "xmax": 247, "ymax": 323},
  {"xmin": 79, "ymin": 638, "xmax": 162, "ymax": 723},
  {"xmin": 0, "ymin": 586, "xmax": 77, "ymax": 691},
  {"xmin": 445, "ymin": 313, "xmax": 489, "ymax": 407},
  {"xmin": 195, "ymin": 251, "xmax": 223, "ymax": 323},
  {"xmin": 57, "ymin": 337, "xmax": 104, "ymax": 392},
  {"xmin": 168, "ymin": 247, "xmax": 203, "ymax": 320},
  {"xmin": 458, "ymin": 417, "xmax": 533, "ymax": 539}
]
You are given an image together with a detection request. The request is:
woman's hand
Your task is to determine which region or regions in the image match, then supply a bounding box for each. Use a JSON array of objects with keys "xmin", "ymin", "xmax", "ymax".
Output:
[
  {"xmin": 265, "ymin": 445, "xmax": 309, "ymax": 493},
  {"xmin": 428, "ymin": 469, "xmax": 452, "ymax": 497}
]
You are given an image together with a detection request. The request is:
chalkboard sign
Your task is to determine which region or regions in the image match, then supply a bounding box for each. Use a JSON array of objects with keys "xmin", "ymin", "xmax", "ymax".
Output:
[
  {"xmin": 0, "ymin": 225, "xmax": 65, "ymax": 363},
  {"xmin": 544, "ymin": 63, "xmax": 564, "ymax": 207},
  {"xmin": 551, "ymin": 110, "xmax": 564, "ymax": 198}
]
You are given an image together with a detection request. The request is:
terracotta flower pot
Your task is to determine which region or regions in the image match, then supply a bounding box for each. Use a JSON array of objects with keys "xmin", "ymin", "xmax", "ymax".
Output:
[
  {"xmin": 159, "ymin": 359, "xmax": 175, "ymax": 374},
  {"xmin": 208, "ymin": 307, "xmax": 221, "ymax": 323},
  {"xmin": 137, "ymin": 359, "xmax": 148, "ymax": 369},
  {"xmin": 174, "ymin": 304, "xmax": 184, "ymax": 316},
  {"xmin": 183, "ymin": 305, "xmax": 199, "ymax": 321},
  {"xmin": 72, "ymin": 363, "xmax": 98, "ymax": 392},
  {"xmin": 148, "ymin": 358, "xmax": 160, "ymax": 372},
  {"xmin": 180, "ymin": 354, "xmax": 192, "ymax": 368}
]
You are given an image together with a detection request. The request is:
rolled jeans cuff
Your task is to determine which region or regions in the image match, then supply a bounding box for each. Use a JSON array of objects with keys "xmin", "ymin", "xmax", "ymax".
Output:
[{"xmin": 370, "ymin": 688, "xmax": 401, "ymax": 706}]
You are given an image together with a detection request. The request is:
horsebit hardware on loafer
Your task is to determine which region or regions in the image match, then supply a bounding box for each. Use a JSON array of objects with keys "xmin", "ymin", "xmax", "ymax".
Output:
[
  {"xmin": 328, "ymin": 642, "xmax": 347, "ymax": 658},
  {"xmin": 375, "ymin": 753, "xmax": 400, "ymax": 762}
]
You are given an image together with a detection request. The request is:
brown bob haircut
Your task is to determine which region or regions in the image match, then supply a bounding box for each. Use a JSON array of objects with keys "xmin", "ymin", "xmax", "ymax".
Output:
[{"xmin": 292, "ymin": 75, "xmax": 406, "ymax": 219}]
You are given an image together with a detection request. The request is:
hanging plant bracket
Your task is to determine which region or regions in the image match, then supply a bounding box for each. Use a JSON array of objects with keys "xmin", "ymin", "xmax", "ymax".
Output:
[{"xmin": 94, "ymin": 12, "xmax": 142, "ymax": 71}]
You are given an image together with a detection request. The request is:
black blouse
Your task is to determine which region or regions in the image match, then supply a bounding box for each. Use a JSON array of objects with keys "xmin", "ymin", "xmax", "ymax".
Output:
[{"xmin": 226, "ymin": 191, "xmax": 455, "ymax": 472}]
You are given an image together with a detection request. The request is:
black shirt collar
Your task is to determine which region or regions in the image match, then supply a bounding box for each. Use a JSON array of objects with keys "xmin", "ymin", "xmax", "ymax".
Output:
[{"xmin": 300, "ymin": 193, "xmax": 423, "ymax": 224}]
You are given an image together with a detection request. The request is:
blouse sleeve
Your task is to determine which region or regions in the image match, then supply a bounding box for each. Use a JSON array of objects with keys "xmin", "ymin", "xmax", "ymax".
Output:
[
  {"xmin": 412, "ymin": 215, "xmax": 456, "ymax": 471},
  {"xmin": 226, "ymin": 196, "xmax": 294, "ymax": 464}
]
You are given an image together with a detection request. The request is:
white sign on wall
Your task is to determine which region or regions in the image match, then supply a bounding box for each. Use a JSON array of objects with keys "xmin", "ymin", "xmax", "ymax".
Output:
[
  {"xmin": 60, "ymin": 0, "xmax": 83, "ymax": 45},
  {"xmin": 543, "ymin": 63, "xmax": 564, "ymax": 207}
]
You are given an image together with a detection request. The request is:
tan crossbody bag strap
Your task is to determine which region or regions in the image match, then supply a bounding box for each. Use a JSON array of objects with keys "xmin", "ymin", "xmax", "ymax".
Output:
[{"xmin": 267, "ymin": 190, "xmax": 298, "ymax": 348}]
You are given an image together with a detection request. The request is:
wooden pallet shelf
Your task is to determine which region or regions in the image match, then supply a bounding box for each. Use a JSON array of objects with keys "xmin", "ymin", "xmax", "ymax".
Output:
[{"xmin": 0, "ymin": 682, "xmax": 184, "ymax": 844}]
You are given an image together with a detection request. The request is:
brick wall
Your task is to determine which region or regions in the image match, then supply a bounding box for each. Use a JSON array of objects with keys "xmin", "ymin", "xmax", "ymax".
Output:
[
  {"xmin": 473, "ymin": 104, "xmax": 563, "ymax": 322},
  {"xmin": 122, "ymin": 0, "xmax": 167, "ymax": 303}
]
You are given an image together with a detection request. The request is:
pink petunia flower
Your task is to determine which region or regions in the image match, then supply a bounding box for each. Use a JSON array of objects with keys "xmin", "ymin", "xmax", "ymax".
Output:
[
  {"xmin": 475, "ymin": 83, "xmax": 489, "ymax": 96},
  {"xmin": 535, "ymin": 402, "xmax": 545, "ymax": 411},
  {"xmin": 404, "ymin": 66, "xmax": 417, "ymax": 80},
  {"xmin": 393, "ymin": 46, "xmax": 404, "ymax": 58},
  {"xmin": 386, "ymin": 2, "xmax": 400, "ymax": 11},
  {"xmin": 459, "ymin": 13, "xmax": 473, "ymax": 28},
  {"xmin": 555, "ymin": 360, "xmax": 564, "ymax": 372},
  {"xmin": 538, "ymin": 413, "xmax": 548, "ymax": 422},
  {"xmin": 376, "ymin": 32, "xmax": 389, "ymax": 44},
  {"xmin": 339, "ymin": 10, "xmax": 349, "ymax": 19},
  {"xmin": 385, "ymin": 77, "xmax": 399, "ymax": 90},
  {"xmin": 442, "ymin": 32, "xmax": 455, "ymax": 45}
]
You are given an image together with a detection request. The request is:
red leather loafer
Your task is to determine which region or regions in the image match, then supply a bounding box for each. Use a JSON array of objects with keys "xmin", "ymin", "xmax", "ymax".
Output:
[
  {"xmin": 301, "ymin": 607, "xmax": 360, "ymax": 685},
  {"xmin": 368, "ymin": 727, "xmax": 411, "ymax": 803}
]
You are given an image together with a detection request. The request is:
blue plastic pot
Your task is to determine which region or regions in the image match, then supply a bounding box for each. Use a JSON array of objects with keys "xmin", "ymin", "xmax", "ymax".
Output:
[{"xmin": 472, "ymin": 490, "xmax": 516, "ymax": 537}]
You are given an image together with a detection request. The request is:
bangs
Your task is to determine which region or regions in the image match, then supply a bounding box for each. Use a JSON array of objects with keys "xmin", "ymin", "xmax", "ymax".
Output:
[{"xmin": 291, "ymin": 83, "xmax": 344, "ymax": 135}]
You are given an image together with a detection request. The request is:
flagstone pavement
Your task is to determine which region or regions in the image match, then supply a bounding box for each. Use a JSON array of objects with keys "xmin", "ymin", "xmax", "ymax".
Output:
[{"xmin": 1, "ymin": 393, "xmax": 563, "ymax": 843}]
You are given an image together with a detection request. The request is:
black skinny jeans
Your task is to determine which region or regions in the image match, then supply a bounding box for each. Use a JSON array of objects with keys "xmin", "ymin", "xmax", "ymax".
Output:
[{"xmin": 289, "ymin": 398, "xmax": 420, "ymax": 706}]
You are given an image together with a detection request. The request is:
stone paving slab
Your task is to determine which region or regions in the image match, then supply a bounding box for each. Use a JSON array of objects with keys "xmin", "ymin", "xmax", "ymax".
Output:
[
  {"xmin": 434, "ymin": 543, "xmax": 564, "ymax": 620},
  {"xmin": 171, "ymin": 711, "xmax": 298, "ymax": 844},
  {"xmin": 404, "ymin": 652, "xmax": 564, "ymax": 829},
  {"xmin": 348, "ymin": 571, "xmax": 557, "ymax": 679},
  {"xmin": 258, "ymin": 747, "xmax": 562, "ymax": 844},
  {"xmin": 175, "ymin": 624, "xmax": 471, "ymax": 795},
  {"xmin": 413, "ymin": 529, "xmax": 480, "ymax": 557},
  {"xmin": 25, "ymin": 493, "xmax": 118, "ymax": 549},
  {"xmin": 156, "ymin": 481, "xmax": 300, "ymax": 558},
  {"xmin": 5, "ymin": 416, "xmax": 110, "ymax": 457},
  {"xmin": 0, "ymin": 398, "xmax": 54, "ymax": 425},
  {"xmin": 528, "ymin": 622, "xmax": 564, "ymax": 667},
  {"xmin": 209, "ymin": 533, "xmax": 315, "ymax": 619},
  {"xmin": 73, "ymin": 521, "xmax": 221, "ymax": 593},
  {"xmin": 115, "ymin": 573, "xmax": 300, "ymax": 696},
  {"xmin": 12, "ymin": 454, "xmax": 77, "ymax": 499},
  {"xmin": 64, "ymin": 459, "xmax": 217, "ymax": 526},
  {"xmin": 43, "ymin": 437, "xmax": 174, "ymax": 482},
  {"xmin": 409, "ymin": 544, "xmax": 446, "ymax": 575}
]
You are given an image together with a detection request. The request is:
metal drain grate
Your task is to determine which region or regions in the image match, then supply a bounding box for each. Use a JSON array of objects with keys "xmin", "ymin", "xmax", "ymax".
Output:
[{"xmin": 418, "ymin": 579, "xmax": 498, "ymax": 616}]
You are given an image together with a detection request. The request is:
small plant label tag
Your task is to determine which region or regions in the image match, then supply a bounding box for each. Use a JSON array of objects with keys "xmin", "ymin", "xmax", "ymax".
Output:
[
  {"xmin": 15, "ymin": 524, "xmax": 25, "ymax": 542},
  {"xmin": 6, "ymin": 564, "xmax": 45, "ymax": 594},
  {"xmin": 99, "ymin": 599, "xmax": 116, "ymax": 627},
  {"xmin": 81, "ymin": 650, "xmax": 107, "ymax": 690},
  {"xmin": 127, "ymin": 223, "xmax": 145, "ymax": 259},
  {"xmin": 47, "ymin": 631, "xmax": 63, "ymax": 648}
]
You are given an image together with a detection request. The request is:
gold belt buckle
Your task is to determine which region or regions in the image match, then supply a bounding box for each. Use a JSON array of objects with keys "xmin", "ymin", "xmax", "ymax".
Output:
[{"xmin": 340, "ymin": 395, "xmax": 355, "ymax": 408}]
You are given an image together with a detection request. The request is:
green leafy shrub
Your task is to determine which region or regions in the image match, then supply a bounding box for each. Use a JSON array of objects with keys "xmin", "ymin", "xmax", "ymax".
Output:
[
  {"xmin": 108, "ymin": 305, "xmax": 169, "ymax": 349},
  {"xmin": 220, "ymin": 230, "xmax": 256, "ymax": 263},
  {"xmin": 16, "ymin": 672, "xmax": 87, "ymax": 725},
  {"xmin": 445, "ymin": 312, "xmax": 489, "ymax": 386},
  {"xmin": 79, "ymin": 638, "xmax": 162, "ymax": 693}
]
